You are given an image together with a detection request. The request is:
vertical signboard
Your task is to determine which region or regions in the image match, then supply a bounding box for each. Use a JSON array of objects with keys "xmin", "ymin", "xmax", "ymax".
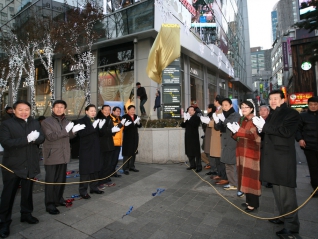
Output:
[
  {"xmin": 282, "ymin": 42, "xmax": 289, "ymax": 71},
  {"xmin": 162, "ymin": 59, "xmax": 181, "ymax": 119}
]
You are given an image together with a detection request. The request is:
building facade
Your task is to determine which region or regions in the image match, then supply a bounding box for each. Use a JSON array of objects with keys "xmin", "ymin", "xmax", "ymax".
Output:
[{"xmin": 0, "ymin": 0, "xmax": 252, "ymax": 119}]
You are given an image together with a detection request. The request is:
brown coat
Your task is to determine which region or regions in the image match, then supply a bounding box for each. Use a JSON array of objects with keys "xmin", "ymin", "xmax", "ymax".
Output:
[
  {"xmin": 208, "ymin": 108, "xmax": 222, "ymax": 157},
  {"xmin": 42, "ymin": 115, "xmax": 75, "ymax": 165}
]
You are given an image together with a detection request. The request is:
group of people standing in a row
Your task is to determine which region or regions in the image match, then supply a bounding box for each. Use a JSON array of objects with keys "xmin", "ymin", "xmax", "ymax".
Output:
[
  {"xmin": 182, "ymin": 89, "xmax": 318, "ymax": 237},
  {"xmin": 0, "ymin": 99, "xmax": 141, "ymax": 238}
]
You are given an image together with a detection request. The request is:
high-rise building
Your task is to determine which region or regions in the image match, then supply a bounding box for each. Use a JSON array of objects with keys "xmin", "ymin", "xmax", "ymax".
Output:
[
  {"xmin": 0, "ymin": 0, "xmax": 252, "ymax": 118},
  {"xmin": 271, "ymin": 10, "xmax": 278, "ymax": 43}
]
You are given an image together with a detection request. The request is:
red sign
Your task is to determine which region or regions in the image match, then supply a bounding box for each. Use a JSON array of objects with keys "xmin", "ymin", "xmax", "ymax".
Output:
[
  {"xmin": 289, "ymin": 92, "xmax": 314, "ymax": 105},
  {"xmin": 179, "ymin": 0, "xmax": 196, "ymax": 16}
]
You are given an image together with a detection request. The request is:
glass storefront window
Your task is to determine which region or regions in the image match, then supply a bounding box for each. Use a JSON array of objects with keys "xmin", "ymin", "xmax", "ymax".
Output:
[
  {"xmin": 98, "ymin": 62, "xmax": 134, "ymax": 109},
  {"xmin": 190, "ymin": 77, "xmax": 204, "ymax": 109},
  {"xmin": 219, "ymin": 81, "xmax": 226, "ymax": 97},
  {"xmin": 35, "ymin": 79, "xmax": 51, "ymax": 117},
  {"xmin": 99, "ymin": 42, "xmax": 134, "ymax": 66},
  {"xmin": 62, "ymin": 74, "xmax": 86, "ymax": 116},
  {"xmin": 207, "ymin": 70, "xmax": 217, "ymax": 103}
]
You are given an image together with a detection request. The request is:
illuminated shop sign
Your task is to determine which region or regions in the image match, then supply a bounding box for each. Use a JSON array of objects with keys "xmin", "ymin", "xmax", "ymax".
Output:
[
  {"xmin": 301, "ymin": 61, "xmax": 312, "ymax": 71},
  {"xmin": 289, "ymin": 92, "xmax": 314, "ymax": 106}
]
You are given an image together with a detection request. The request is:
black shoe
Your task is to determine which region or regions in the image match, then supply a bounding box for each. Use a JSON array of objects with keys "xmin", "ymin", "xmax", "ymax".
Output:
[
  {"xmin": 46, "ymin": 208, "xmax": 60, "ymax": 215},
  {"xmin": 245, "ymin": 207, "xmax": 256, "ymax": 213},
  {"xmin": 276, "ymin": 228, "xmax": 298, "ymax": 235},
  {"xmin": 186, "ymin": 167, "xmax": 195, "ymax": 170},
  {"xmin": 112, "ymin": 174, "xmax": 122, "ymax": 178},
  {"xmin": 195, "ymin": 169, "xmax": 202, "ymax": 173},
  {"xmin": 205, "ymin": 171, "xmax": 217, "ymax": 175},
  {"xmin": 124, "ymin": 170, "xmax": 129, "ymax": 175},
  {"xmin": 268, "ymin": 219, "xmax": 284, "ymax": 224},
  {"xmin": 129, "ymin": 168, "xmax": 139, "ymax": 172},
  {"xmin": 265, "ymin": 183, "xmax": 273, "ymax": 188},
  {"xmin": 0, "ymin": 223, "xmax": 10, "ymax": 238},
  {"xmin": 59, "ymin": 202, "xmax": 67, "ymax": 207},
  {"xmin": 241, "ymin": 203, "xmax": 248, "ymax": 207},
  {"xmin": 81, "ymin": 194, "xmax": 91, "ymax": 199},
  {"xmin": 90, "ymin": 190, "xmax": 104, "ymax": 194},
  {"xmin": 20, "ymin": 214, "xmax": 39, "ymax": 224}
]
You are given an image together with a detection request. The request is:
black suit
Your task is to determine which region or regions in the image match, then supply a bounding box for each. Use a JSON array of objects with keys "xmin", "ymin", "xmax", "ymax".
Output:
[
  {"xmin": 260, "ymin": 103, "xmax": 300, "ymax": 232},
  {"xmin": 0, "ymin": 116, "xmax": 44, "ymax": 224}
]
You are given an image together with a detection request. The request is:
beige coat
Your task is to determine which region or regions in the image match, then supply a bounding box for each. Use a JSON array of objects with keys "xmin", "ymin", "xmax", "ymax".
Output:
[{"xmin": 208, "ymin": 108, "xmax": 222, "ymax": 157}]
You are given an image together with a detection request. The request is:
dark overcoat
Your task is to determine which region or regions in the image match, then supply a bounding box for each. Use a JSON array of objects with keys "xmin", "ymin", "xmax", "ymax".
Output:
[
  {"xmin": 0, "ymin": 116, "xmax": 45, "ymax": 179},
  {"xmin": 260, "ymin": 103, "xmax": 300, "ymax": 188},
  {"xmin": 76, "ymin": 115, "xmax": 101, "ymax": 174},
  {"xmin": 181, "ymin": 114, "xmax": 201, "ymax": 157},
  {"xmin": 214, "ymin": 111, "xmax": 240, "ymax": 164},
  {"xmin": 98, "ymin": 115, "xmax": 115, "ymax": 152},
  {"xmin": 122, "ymin": 114, "xmax": 142, "ymax": 156}
]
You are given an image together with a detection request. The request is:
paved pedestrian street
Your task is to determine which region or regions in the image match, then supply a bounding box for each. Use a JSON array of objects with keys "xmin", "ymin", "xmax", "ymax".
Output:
[{"xmin": 0, "ymin": 148, "xmax": 317, "ymax": 239}]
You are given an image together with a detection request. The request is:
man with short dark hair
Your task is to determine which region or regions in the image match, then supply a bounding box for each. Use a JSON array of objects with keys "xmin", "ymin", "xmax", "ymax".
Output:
[
  {"xmin": 296, "ymin": 96, "xmax": 318, "ymax": 197},
  {"xmin": 253, "ymin": 90, "xmax": 300, "ymax": 236},
  {"xmin": 0, "ymin": 100, "xmax": 45, "ymax": 238},
  {"xmin": 41, "ymin": 100, "xmax": 83, "ymax": 215},
  {"xmin": 122, "ymin": 105, "xmax": 141, "ymax": 174},
  {"xmin": 136, "ymin": 82, "xmax": 147, "ymax": 116},
  {"xmin": 2, "ymin": 106, "xmax": 14, "ymax": 121}
]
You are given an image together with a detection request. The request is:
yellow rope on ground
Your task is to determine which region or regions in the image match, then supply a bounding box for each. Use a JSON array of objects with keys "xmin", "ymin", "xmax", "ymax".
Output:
[
  {"xmin": 186, "ymin": 162, "xmax": 318, "ymax": 220},
  {"xmin": 0, "ymin": 115, "xmax": 151, "ymax": 185}
]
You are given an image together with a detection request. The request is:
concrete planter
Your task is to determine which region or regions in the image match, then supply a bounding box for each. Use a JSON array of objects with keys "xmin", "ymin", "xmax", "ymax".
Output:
[{"xmin": 137, "ymin": 127, "xmax": 203, "ymax": 164}]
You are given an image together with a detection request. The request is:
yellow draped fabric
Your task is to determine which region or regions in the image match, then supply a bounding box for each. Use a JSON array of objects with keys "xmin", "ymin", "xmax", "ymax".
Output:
[{"xmin": 146, "ymin": 24, "xmax": 181, "ymax": 84}]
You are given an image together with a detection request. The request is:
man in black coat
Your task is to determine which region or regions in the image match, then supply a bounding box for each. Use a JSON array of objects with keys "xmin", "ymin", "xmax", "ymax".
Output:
[
  {"xmin": 136, "ymin": 82, "xmax": 147, "ymax": 116},
  {"xmin": 122, "ymin": 105, "xmax": 142, "ymax": 175},
  {"xmin": 253, "ymin": 90, "xmax": 300, "ymax": 236},
  {"xmin": 295, "ymin": 96, "xmax": 318, "ymax": 197},
  {"xmin": 181, "ymin": 106, "xmax": 202, "ymax": 172},
  {"xmin": 0, "ymin": 100, "xmax": 45, "ymax": 238}
]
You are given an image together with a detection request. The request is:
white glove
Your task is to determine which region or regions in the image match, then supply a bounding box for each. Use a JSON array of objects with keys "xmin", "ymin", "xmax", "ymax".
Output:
[
  {"xmin": 99, "ymin": 119, "xmax": 106, "ymax": 128},
  {"xmin": 134, "ymin": 116, "xmax": 141, "ymax": 125},
  {"xmin": 226, "ymin": 122, "xmax": 236, "ymax": 134},
  {"xmin": 124, "ymin": 120, "xmax": 132, "ymax": 126},
  {"xmin": 72, "ymin": 124, "xmax": 86, "ymax": 133},
  {"xmin": 121, "ymin": 118, "xmax": 126, "ymax": 125},
  {"xmin": 212, "ymin": 113, "xmax": 219, "ymax": 124},
  {"xmin": 65, "ymin": 122, "xmax": 74, "ymax": 133},
  {"xmin": 92, "ymin": 119, "xmax": 100, "ymax": 128},
  {"xmin": 111, "ymin": 125, "xmax": 120, "ymax": 133},
  {"xmin": 200, "ymin": 116, "xmax": 210, "ymax": 124},
  {"xmin": 252, "ymin": 116, "xmax": 265, "ymax": 131},
  {"xmin": 232, "ymin": 122, "xmax": 240, "ymax": 132},
  {"xmin": 183, "ymin": 112, "xmax": 187, "ymax": 121},
  {"xmin": 186, "ymin": 113, "xmax": 191, "ymax": 120},
  {"xmin": 27, "ymin": 130, "xmax": 40, "ymax": 143},
  {"xmin": 217, "ymin": 113, "xmax": 225, "ymax": 122},
  {"xmin": 239, "ymin": 108, "xmax": 243, "ymax": 117}
]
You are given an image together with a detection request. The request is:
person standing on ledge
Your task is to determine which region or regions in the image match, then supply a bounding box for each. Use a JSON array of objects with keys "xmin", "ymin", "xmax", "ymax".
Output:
[
  {"xmin": 153, "ymin": 89, "xmax": 161, "ymax": 119},
  {"xmin": 136, "ymin": 82, "xmax": 147, "ymax": 117}
]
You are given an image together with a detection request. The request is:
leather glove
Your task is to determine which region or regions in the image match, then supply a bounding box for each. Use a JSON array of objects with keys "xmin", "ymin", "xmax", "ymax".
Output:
[
  {"xmin": 111, "ymin": 125, "xmax": 120, "ymax": 133},
  {"xmin": 212, "ymin": 113, "xmax": 219, "ymax": 124},
  {"xmin": 200, "ymin": 116, "xmax": 210, "ymax": 124},
  {"xmin": 217, "ymin": 113, "xmax": 225, "ymax": 122},
  {"xmin": 239, "ymin": 108, "xmax": 243, "ymax": 117},
  {"xmin": 92, "ymin": 119, "xmax": 100, "ymax": 128},
  {"xmin": 99, "ymin": 119, "xmax": 106, "ymax": 128},
  {"xmin": 232, "ymin": 122, "xmax": 240, "ymax": 132},
  {"xmin": 124, "ymin": 120, "xmax": 132, "ymax": 126},
  {"xmin": 226, "ymin": 122, "xmax": 236, "ymax": 134},
  {"xmin": 252, "ymin": 116, "xmax": 265, "ymax": 131},
  {"xmin": 72, "ymin": 124, "xmax": 86, "ymax": 133},
  {"xmin": 134, "ymin": 116, "xmax": 141, "ymax": 125},
  {"xmin": 121, "ymin": 118, "xmax": 126, "ymax": 125},
  {"xmin": 65, "ymin": 122, "xmax": 74, "ymax": 133}
]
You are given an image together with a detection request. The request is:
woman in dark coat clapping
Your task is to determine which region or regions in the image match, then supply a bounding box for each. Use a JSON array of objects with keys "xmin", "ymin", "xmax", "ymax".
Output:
[{"xmin": 77, "ymin": 104, "xmax": 104, "ymax": 199}]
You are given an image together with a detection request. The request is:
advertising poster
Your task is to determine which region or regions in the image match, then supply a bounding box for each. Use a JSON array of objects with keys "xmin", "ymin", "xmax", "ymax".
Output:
[{"xmin": 289, "ymin": 92, "xmax": 314, "ymax": 107}]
